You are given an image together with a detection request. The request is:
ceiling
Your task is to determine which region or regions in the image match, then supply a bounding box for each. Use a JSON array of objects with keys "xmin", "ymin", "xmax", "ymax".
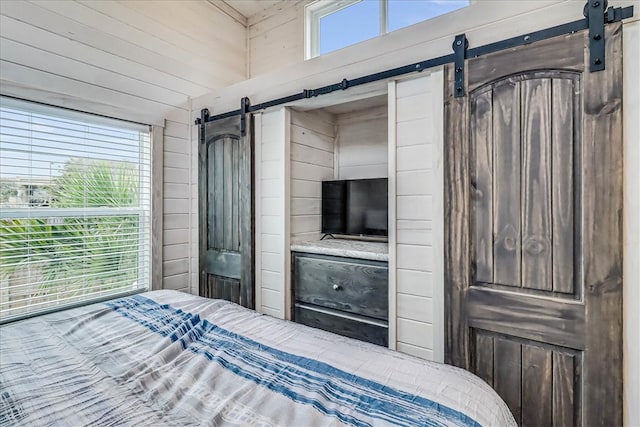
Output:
[{"xmin": 222, "ymin": 0, "xmax": 287, "ymax": 19}]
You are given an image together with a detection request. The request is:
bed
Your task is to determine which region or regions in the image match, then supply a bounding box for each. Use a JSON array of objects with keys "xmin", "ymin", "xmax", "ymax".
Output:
[{"xmin": 0, "ymin": 290, "xmax": 515, "ymax": 426}]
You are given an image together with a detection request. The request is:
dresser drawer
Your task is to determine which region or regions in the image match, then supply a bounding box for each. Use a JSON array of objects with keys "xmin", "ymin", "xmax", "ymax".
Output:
[
  {"xmin": 295, "ymin": 303, "xmax": 388, "ymax": 347},
  {"xmin": 292, "ymin": 252, "xmax": 388, "ymax": 320}
]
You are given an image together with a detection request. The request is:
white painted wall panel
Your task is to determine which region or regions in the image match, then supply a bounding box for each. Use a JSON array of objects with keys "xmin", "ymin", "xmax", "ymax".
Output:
[
  {"xmin": 247, "ymin": 1, "xmax": 309, "ymax": 78},
  {"xmin": 254, "ymin": 109, "xmax": 289, "ymax": 319},
  {"xmin": 289, "ymin": 109, "xmax": 335, "ymax": 243},
  {"xmin": 336, "ymin": 105, "xmax": 388, "ymax": 180},
  {"xmin": 161, "ymin": 111, "xmax": 192, "ymax": 294},
  {"xmin": 392, "ymin": 72, "xmax": 444, "ymax": 363}
]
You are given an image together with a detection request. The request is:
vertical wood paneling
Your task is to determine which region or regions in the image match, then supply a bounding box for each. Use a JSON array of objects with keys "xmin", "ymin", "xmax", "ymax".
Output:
[
  {"xmin": 473, "ymin": 332, "xmax": 494, "ymax": 386},
  {"xmin": 232, "ymin": 138, "xmax": 240, "ymax": 250},
  {"xmin": 213, "ymin": 140, "xmax": 224, "ymax": 248},
  {"xmin": 551, "ymin": 78, "xmax": 576, "ymax": 294},
  {"xmin": 623, "ymin": 20, "xmax": 640, "ymax": 427},
  {"xmin": 223, "ymin": 138, "xmax": 234, "ymax": 249},
  {"xmin": 581, "ymin": 24, "xmax": 624, "ymax": 427},
  {"xmin": 494, "ymin": 338, "xmax": 522, "ymax": 422},
  {"xmin": 521, "ymin": 345, "xmax": 552, "ymax": 427},
  {"xmin": 521, "ymin": 78, "xmax": 552, "ymax": 291},
  {"xmin": 492, "ymin": 82, "xmax": 521, "ymax": 287},
  {"xmin": 447, "ymin": 26, "xmax": 624, "ymax": 427},
  {"xmin": 200, "ymin": 116, "xmax": 253, "ymax": 307},
  {"xmin": 444, "ymin": 61, "xmax": 471, "ymax": 369},
  {"xmin": 552, "ymin": 352, "xmax": 576, "ymax": 427},
  {"xmin": 471, "ymin": 90, "xmax": 493, "ymax": 284}
]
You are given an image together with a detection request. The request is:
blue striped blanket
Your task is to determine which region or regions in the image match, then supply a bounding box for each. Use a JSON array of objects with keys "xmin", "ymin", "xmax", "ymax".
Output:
[{"xmin": 0, "ymin": 290, "xmax": 515, "ymax": 426}]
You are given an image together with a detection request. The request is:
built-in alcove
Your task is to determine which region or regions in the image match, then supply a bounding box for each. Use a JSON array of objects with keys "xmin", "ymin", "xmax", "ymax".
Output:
[
  {"xmin": 289, "ymin": 94, "xmax": 388, "ymax": 243},
  {"xmin": 286, "ymin": 94, "xmax": 391, "ymax": 345},
  {"xmin": 254, "ymin": 72, "xmax": 444, "ymax": 361}
]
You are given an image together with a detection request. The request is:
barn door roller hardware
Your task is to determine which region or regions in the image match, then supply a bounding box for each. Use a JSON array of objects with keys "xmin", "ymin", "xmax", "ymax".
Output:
[
  {"xmin": 240, "ymin": 97, "xmax": 250, "ymax": 136},
  {"xmin": 453, "ymin": 34, "xmax": 468, "ymax": 98},
  {"xmin": 195, "ymin": 2, "xmax": 633, "ymax": 126},
  {"xmin": 585, "ymin": 0, "xmax": 629, "ymax": 72}
]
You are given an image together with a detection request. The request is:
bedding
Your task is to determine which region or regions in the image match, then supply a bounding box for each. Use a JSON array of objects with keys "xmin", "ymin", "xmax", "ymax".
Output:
[{"xmin": 0, "ymin": 290, "xmax": 515, "ymax": 426}]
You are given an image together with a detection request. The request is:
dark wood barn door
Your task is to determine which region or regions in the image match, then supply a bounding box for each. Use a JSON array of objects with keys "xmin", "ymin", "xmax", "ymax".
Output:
[
  {"xmin": 199, "ymin": 116, "xmax": 254, "ymax": 308},
  {"xmin": 444, "ymin": 24, "xmax": 623, "ymax": 426}
]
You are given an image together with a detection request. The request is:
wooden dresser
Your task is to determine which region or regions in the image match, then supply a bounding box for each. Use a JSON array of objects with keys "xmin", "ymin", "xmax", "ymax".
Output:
[{"xmin": 290, "ymin": 240, "xmax": 388, "ymax": 346}]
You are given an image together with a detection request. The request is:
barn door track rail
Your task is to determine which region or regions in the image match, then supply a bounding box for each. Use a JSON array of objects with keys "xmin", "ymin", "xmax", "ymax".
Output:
[{"xmin": 195, "ymin": 1, "xmax": 633, "ymax": 131}]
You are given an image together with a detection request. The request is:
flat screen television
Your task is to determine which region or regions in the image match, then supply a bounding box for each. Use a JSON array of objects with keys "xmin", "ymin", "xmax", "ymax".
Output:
[{"xmin": 322, "ymin": 178, "xmax": 388, "ymax": 237}]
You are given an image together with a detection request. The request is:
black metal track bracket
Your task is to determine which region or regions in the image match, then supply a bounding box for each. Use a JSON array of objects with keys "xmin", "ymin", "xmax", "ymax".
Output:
[
  {"xmin": 196, "ymin": 108, "xmax": 209, "ymax": 144},
  {"xmin": 240, "ymin": 97, "xmax": 250, "ymax": 136},
  {"xmin": 453, "ymin": 34, "xmax": 467, "ymax": 98},
  {"xmin": 585, "ymin": 0, "xmax": 607, "ymax": 71}
]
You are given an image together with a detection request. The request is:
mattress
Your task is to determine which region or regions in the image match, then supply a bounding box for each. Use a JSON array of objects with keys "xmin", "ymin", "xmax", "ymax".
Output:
[{"xmin": 0, "ymin": 290, "xmax": 516, "ymax": 426}]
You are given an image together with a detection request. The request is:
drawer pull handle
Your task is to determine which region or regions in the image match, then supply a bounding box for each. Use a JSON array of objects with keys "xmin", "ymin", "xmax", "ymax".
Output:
[{"xmin": 332, "ymin": 284, "xmax": 341, "ymax": 291}]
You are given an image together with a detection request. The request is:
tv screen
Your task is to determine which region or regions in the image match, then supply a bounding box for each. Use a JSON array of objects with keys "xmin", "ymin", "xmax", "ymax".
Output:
[{"xmin": 322, "ymin": 178, "xmax": 388, "ymax": 237}]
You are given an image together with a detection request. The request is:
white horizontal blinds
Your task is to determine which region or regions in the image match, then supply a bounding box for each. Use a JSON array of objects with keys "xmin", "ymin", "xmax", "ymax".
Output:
[{"xmin": 0, "ymin": 96, "xmax": 151, "ymax": 321}]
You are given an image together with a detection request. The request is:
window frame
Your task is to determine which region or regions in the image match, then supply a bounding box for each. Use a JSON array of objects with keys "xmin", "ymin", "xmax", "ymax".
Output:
[
  {"xmin": 305, "ymin": 0, "xmax": 472, "ymax": 59},
  {"xmin": 0, "ymin": 96, "xmax": 153, "ymax": 323}
]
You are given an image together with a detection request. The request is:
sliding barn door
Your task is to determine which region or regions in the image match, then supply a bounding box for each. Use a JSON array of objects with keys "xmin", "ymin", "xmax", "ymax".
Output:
[
  {"xmin": 444, "ymin": 24, "xmax": 623, "ymax": 426},
  {"xmin": 199, "ymin": 116, "xmax": 254, "ymax": 308}
]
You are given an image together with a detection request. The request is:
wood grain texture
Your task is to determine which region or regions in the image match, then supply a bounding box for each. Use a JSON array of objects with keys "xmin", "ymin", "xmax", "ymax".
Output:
[
  {"xmin": 293, "ymin": 252, "xmax": 388, "ymax": 320},
  {"xmin": 581, "ymin": 23, "xmax": 623, "ymax": 427},
  {"xmin": 494, "ymin": 338, "xmax": 522, "ymax": 422},
  {"xmin": 467, "ymin": 287, "xmax": 585, "ymax": 350},
  {"xmin": 521, "ymin": 344, "xmax": 552, "ymax": 427},
  {"xmin": 521, "ymin": 78, "xmax": 552, "ymax": 291},
  {"xmin": 199, "ymin": 116, "xmax": 254, "ymax": 308},
  {"xmin": 551, "ymin": 77, "xmax": 577, "ymax": 294},
  {"xmin": 223, "ymin": 137, "xmax": 233, "ymax": 250},
  {"xmin": 470, "ymin": 89, "xmax": 493, "ymax": 284},
  {"xmin": 240, "ymin": 116, "xmax": 255, "ymax": 309},
  {"xmin": 472, "ymin": 330, "xmax": 494, "ymax": 386},
  {"xmin": 492, "ymin": 81, "xmax": 521, "ymax": 287},
  {"xmin": 294, "ymin": 303, "xmax": 389, "ymax": 347},
  {"xmin": 467, "ymin": 30, "xmax": 585, "ymax": 91},
  {"xmin": 445, "ymin": 25, "xmax": 623, "ymax": 426},
  {"xmin": 443, "ymin": 62, "xmax": 470, "ymax": 368},
  {"xmin": 552, "ymin": 351, "xmax": 577, "ymax": 427},
  {"xmin": 292, "ymin": 251, "xmax": 389, "ymax": 346}
]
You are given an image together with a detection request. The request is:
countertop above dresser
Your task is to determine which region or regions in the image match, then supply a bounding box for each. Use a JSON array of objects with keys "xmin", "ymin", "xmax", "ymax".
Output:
[{"xmin": 290, "ymin": 239, "xmax": 388, "ymax": 262}]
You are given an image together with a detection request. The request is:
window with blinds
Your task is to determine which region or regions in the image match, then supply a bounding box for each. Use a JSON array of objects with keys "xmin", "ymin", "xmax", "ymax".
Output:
[{"xmin": 0, "ymin": 96, "xmax": 151, "ymax": 322}]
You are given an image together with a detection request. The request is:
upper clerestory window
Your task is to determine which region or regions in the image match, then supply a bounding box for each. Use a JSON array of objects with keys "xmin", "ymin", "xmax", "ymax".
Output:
[{"xmin": 305, "ymin": 0, "xmax": 471, "ymax": 59}]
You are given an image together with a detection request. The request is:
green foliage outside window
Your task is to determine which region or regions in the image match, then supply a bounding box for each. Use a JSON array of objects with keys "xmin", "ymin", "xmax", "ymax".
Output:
[{"xmin": 0, "ymin": 160, "xmax": 140, "ymax": 301}]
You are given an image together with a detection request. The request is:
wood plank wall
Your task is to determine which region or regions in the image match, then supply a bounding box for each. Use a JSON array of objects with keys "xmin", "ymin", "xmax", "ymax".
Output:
[
  {"xmin": 0, "ymin": 0, "xmax": 248, "ymax": 295},
  {"xmin": 255, "ymin": 109, "xmax": 290, "ymax": 318},
  {"xmin": 247, "ymin": 1, "xmax": 310, "ymax": 78},
  {"xmin": 162, "ymin": 112, "xmax": 195, "ymax": 293},
  {"xmin": 289, "ymin": 109, "xmax": 336, "ymax": 243},
  {"xmin": 336, "ymin": 106, "xmax": 388, "ymax": 180},
  {"xmin": 392, "ymin": 72, "xmax": 444, "ymax": 362}
]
